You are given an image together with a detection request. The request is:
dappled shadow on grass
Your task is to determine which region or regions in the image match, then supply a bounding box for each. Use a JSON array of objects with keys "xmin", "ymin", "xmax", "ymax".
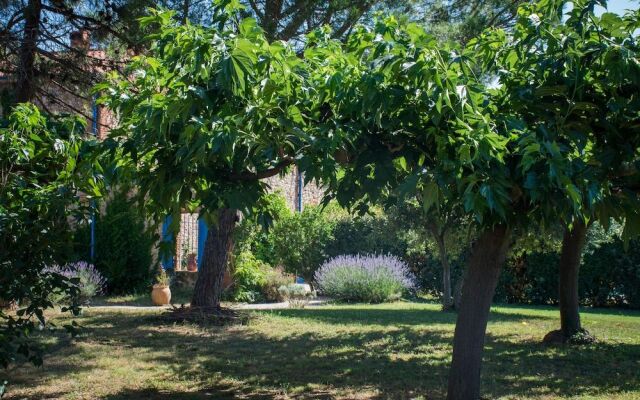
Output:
[
  {"xmin": 266, "ymin": 305, "xmax": 552, "ymax": 327},
  {"xmin": 101, "ymin": 386, "xmax": 338, "ymax": 400},
  {"xmin": 4, "ymin": 306, "xmax": 640, "ymax": 400},
  {"xmin": 493, "ymin": 302, "xmax": 640, "ymax": 318}
]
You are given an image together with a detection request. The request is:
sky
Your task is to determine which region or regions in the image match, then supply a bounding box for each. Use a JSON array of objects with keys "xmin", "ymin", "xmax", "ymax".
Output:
[{"xmin": 595, "ymin": 0, "xmax": 639, "ymax": 15}]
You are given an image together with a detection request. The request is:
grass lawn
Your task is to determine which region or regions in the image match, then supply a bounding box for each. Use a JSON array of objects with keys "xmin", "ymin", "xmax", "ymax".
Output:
[
  {"xmin": 90, "ymin": 286, "xmax": 196, "ymax": 307},
  {"xmin": 2, "ymin": 302, "xmax": 639, "ymax": 400}
]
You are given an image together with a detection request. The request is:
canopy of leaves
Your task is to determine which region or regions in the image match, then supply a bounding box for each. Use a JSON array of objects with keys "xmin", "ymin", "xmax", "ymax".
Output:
[
  {"xmin": 471, "ymin": 0, "xmax": 640, "ymax": 235},
  {"xmin": 302, "ymin": 1, "xmax": 640, "ymax": 237},
  {"xmin": 302, "ymin": 17, "xmax": 515, "ymax": 225},
  {"xmin": 0, "ymin": 103, "xmax": 99, "ymax": 368},
  {"xmin": 97, "ymin": 6, "xmax": 310, "ymax": 230}
]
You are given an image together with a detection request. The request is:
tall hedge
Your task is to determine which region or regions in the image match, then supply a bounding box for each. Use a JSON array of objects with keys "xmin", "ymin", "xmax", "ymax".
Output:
[{"xmin": 75, "ymin": 192, "xmax": 156, "ymax": 294}]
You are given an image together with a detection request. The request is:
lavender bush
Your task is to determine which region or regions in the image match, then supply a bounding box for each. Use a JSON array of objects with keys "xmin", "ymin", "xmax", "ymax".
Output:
[
  {"xmin": 314, "ymin": 254, "xmax": 416, "ymax": 303},
  {"xmin": 46, "ymin": 261, "xmax": 106, "ymax": 303}
]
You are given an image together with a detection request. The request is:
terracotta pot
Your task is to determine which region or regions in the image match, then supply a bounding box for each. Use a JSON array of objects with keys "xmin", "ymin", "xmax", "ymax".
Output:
[
  {"xmin": 151, "ymin": 286, "xmax": 171, "ymax": 306},
  {"xmin": 186, "ymin": 253, "xmax": 197, "ymax": 272}
]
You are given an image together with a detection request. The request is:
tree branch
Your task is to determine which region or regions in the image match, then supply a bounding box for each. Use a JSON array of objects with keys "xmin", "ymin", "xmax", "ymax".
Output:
[{"xmin": 228, "ymin": 158, "xmax": 294, "ymax": 181}]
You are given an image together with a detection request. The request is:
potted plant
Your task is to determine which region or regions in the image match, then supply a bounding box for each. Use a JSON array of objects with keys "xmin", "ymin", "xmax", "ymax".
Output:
[
  {"xmin": 151, "ymin": 269, "xmax": 171, "ymax": 306},
  {"xmin": 186, "ymin": 253, "xmax": 197, "ymax": 272}
]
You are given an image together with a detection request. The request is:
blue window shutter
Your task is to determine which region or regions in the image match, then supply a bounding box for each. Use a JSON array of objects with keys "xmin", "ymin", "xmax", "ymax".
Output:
[
  {"xmin": 197, "ymin": 218, "xmax": 208, "ymax": 270},
  {"xmin": 161, "ymin": 216, "xmax": 174, "ymax": 269}
]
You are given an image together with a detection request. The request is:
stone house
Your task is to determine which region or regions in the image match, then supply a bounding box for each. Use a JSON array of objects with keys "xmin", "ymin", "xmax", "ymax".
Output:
[{"xmin": 1, "ymin": 30, "xmax": 324, "ymax": 271}]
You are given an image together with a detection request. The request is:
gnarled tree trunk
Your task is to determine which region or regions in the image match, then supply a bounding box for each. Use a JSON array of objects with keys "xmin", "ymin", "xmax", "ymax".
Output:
[
  {"xmin": 447, "ymin": 224, "xmax": 511, "ymax": 400},
  {"xmin": 544, "ymin": 221, "xmax": 589, "ymax": 343},
  {"xmin": 191, "ymin": 208, "xmax": 237, "ymax": 309},
  {"xmin": 15, "ymin": 0, "xmax": 42, "ymax": 103}
]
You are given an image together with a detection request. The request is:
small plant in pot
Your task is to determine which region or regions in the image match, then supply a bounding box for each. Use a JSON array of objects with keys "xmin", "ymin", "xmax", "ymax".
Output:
[
  {"xmin": 186, "ymin": 253, "xmax": 197, "ymax": 272},
  {"xmin": 151, "ymin": 268, "xmax": 171, "ymax": 306}
]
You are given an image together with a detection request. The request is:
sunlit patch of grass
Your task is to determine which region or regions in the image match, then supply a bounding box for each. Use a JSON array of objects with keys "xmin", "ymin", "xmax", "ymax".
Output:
[
  {"xmin": 91, "ymin": 286, "xmax": 195, "ymax": 307},
  {"xmin": 1, "ymin": 302, "xmax": 639, "ymax": 399}
]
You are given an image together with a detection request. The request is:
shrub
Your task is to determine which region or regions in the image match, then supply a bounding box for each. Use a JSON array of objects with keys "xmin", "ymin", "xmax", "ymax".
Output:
[
  {"xmin": 416, "ymin": 254, "xmax": 465, "ymax": 299},
  {"xmin": 278, "ymin": 283, "xmax": 314, "ymax": 308},
  {"xmin": 261, "ymin": 267, "xmax": 294, "ymax": 302},
  {"xmin": 314, "ymin": 254, "xmax": 416, "ymax": 303},
  {"xmin": 278, "ymin": 283, "xmax": 313, "ymax": 300},
  {"xmin": 46, "ymin": 262, "xmax": 106, "ymax": 303},
  {"xmin": 233, "ymin": 192, "xmax": 292, "ymax": 266},
  {"xmin": 494, "ymin": 222, "xmax": 640, "ymax": 309},
  {"xmin": 326, "ymin": 213, "xmax": 406, "ymax": 258},
  {"xmin": 228, "ymin": 251, "xmax": 268, "ymax": 303},
  {"xmin": 74, "ymin": 190, "xmax": 156, "ymax": 294},
  {"xmin": 270, "ymin": 205, "xmax": 339, "ymax": 280}
]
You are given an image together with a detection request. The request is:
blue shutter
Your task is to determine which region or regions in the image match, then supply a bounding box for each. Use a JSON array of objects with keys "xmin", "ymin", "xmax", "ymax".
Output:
[
  {"xmin": 197, "ymin": 218, "xmax": 208, "ymax": 270},
  {"xmin": 161, "ymin": 216, "xmax": 174, "ymax": 269}
]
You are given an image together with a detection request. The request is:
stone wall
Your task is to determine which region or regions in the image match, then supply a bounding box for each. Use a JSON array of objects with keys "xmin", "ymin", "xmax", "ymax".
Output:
[{"xmin": 264, "ymin": 168, "xmax": 324, "ymax": 211}]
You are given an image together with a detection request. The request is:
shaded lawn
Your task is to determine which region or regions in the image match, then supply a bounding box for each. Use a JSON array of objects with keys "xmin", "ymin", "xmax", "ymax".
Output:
[
  {"xmin": 90, "ymin": 286, "xmax": 194, "ymax": 307},
  {"xmin": 2, "ymin": 302, "xmax": 640, "ymax": 400}
]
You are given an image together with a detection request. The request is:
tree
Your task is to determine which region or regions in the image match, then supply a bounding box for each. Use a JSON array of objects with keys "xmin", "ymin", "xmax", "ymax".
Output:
[
  {"xmin": 0, "ymin": 103, "xmax": 99, "ymax": 370},
  {"xmin": 301, "ymin": 7, "xmax": 619, "ymax": 397},
  {"xmin": 1, "ymin": 0, "xmax": 142, "ymax": 109},
  {"xmin": 402, "ymin": 0, "xmax": 528, "ymax": 44},
  {"xmin": 388, "ymin": 195, "xmax": 469, "ymax": 310},
  {"xmin": 475, "ymin": 0, "xmax": 640, "ymax": 342},
  {"xmin": 302, "ymin": 17, "xmax": 512, "ymax": 400},
  {"xmin": 240, "ymin": 0, "xmax": 402, "ymax": 43},
  {"xmin": 98, "ymin": 4, "xmax": 310, "ymax": 309}
]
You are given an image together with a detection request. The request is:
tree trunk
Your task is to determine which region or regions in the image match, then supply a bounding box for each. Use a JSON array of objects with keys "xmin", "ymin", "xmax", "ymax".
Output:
[
  {"xmin": 15, "ymin": 0, "xmax": 42, "ymax": 103},
  {"xmin": 558, "ymin": 221, "xmax": 587, "ymax": 337},
  {"xmin": 447, "ymin": 224, "xmax": 511, "ymax": 400},
  {"xmin": 181, "ymin": 0, "xmax": 190, "ymax": 24},
  {"xmin": 435, "ymin": 235, "xmax": 453, "ymax": 310},
  {"xmin": 191, "ymin": 208, "xmax": 237, "ymax": 309}
]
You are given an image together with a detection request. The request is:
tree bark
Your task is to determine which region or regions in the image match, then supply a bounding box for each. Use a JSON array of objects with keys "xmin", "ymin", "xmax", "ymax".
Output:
[
  {"xmin": 181, "ymin": 0, "xmax": 190, "ymax": 24},
  {"xmin": 191, "ymin": 208, "xmax": 237, "ymax": 309},
  {"xmin": 15, "ymin": 0, "xmax": 42, "ymax": 103},
  {"xmin": 435, "ymin": 234, "xmax": 453, "ymax": 310},
  {"xmin": 558, "ymin": 221, "xmax": 588, "ymax": 338},
  {"xmin": 447, "ymin": 224, "xmax": 511, "ymax": 400}
]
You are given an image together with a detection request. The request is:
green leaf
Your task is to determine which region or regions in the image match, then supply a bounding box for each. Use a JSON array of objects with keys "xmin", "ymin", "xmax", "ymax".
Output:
[{"xmin": 422, "ymin": 181, "xmax": 440, "ymax": 213}]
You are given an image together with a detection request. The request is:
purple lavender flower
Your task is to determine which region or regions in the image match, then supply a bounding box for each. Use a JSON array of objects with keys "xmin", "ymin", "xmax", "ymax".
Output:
[
  {"xmin": 314, "ymin": 254, "xmax": 416, "ymax": 303},
  {"xmin": 45, "ymin": 261, "xmax": 106, "ymax": 299}
]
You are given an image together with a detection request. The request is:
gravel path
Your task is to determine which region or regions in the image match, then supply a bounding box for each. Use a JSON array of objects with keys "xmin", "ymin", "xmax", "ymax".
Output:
[{"xmin": 87, "ymin": 298, "xmax": 330, "ymax": 311}]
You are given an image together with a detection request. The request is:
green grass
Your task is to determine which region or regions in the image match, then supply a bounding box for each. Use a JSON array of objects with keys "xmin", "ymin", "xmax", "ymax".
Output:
[
  {"xmin": 90, "ymin": 286, "xmax": 195, "ymax": 307},
  {"xmin": 2, "ymin": 302, "xmax": 639, "ymax": 399}
]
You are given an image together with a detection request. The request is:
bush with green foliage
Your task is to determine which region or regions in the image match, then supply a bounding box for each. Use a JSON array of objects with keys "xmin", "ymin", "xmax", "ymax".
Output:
[
  {"xmin": 75, "ymin": 191, "xmax": 156, "ymax": 294},
  {"xmin": 493, "ymin": 223, "xmax": 640, "ymax": 309},
  {"xmin": 325, "ymin": 211, "xmax": 408, "ymax": 259},
  {"xmin": 233, "ymin": 192, "xmax": 292, "ymax": 266},
  {"xmin": 260, "ymin": 267, "xmax": 295, "ymax": 302},
  {"xmin": 1, "ymin": 104, "xmax": 97, "ymax": 369},
  {"xmin": 315, "ymin": 254, "xmax": 416, "ymax": 303},
  {"xmin": 269, "ymin": 205, "xmax": 340, "ymax": 280},
  {"xmin": 228, "ymin": 251, "xmax": 268, "ymax": 303}
]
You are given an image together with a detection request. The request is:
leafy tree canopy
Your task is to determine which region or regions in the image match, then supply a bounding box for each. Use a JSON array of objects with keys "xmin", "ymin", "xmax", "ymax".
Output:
[
  {"xmin": 303, "ymin": 0, "xmax": 640, "ymax": 236},
  {"xmin": 97, "ymin": 4, "xmax": 311, "ymax": 231},
  {"xmin": 471, "ymin": 0, "xmax": 640, "ymax": 237}
]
